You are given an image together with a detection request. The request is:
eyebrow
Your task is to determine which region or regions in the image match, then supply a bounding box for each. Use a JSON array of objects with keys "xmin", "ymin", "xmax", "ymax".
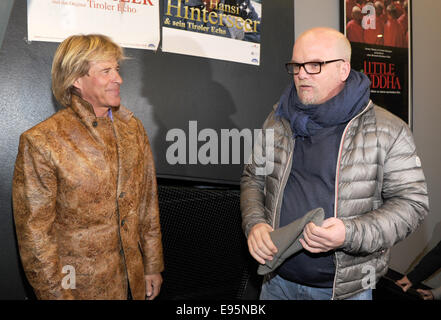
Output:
[{"xmin": 100, "ymin": 65, "xmax": 120, "ymax": 71}]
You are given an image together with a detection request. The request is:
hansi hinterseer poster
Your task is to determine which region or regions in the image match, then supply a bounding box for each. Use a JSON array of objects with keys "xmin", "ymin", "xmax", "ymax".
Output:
[
  {"xmin": 162, "ymin": 0, "xmax": 262, "ymax": 65},
  {"xmin": 27, "ymin": 0, "xmax": 160, "ymax": 50},
  {"xmin": 343, "ymin": 0, "xmax": 411, "ymax": 124}
]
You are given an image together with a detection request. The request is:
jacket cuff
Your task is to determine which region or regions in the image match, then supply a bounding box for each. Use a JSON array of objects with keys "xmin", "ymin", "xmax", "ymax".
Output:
[
  {"xmin": 144, "ymin": 257, "xmax": 164, "ymax": 275},
  {"xmin": 341, "ymin": 219, "xmax": 355, "ymax": 252},
  {"xmin": 245, "ymin": 218, "xmax": 270, "ymax": 238}
]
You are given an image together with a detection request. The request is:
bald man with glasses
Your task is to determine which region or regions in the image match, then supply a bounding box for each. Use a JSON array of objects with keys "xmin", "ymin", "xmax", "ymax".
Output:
[{"xmin": 240, "ymin": 27, "xmax": 428, "ymax": 300}]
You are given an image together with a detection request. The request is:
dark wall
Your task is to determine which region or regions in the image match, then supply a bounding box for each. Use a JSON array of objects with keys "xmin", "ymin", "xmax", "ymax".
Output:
[{"xmin": 0, "ymin": 0, "xmax": 293, "ymax": 299}]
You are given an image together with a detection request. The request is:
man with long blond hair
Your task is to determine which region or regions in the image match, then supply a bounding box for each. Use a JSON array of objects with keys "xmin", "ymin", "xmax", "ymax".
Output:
[{"xmin": 12, "ymin": 34, "xmax": 163, "ymax": 300}]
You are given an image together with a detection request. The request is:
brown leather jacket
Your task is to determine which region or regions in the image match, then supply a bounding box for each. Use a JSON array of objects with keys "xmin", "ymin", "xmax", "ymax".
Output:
[{"xmin": 12, "ymin": 95, "xmax": 164, "ymax": 300}]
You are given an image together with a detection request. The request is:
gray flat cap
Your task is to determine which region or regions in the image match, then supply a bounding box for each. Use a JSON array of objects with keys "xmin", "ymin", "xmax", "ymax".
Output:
[{"xmin": 257, "ymin": 207, "xmax": 325, "ymax": 275}]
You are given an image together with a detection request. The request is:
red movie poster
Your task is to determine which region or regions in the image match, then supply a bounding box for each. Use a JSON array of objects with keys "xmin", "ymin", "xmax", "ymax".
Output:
[{"xmin": 342, "ymin": 0, "xmax": 411, "ymax": 125}]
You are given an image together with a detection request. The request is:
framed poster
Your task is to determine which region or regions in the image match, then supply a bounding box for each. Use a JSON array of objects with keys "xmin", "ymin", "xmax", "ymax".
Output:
[
  {"xmin": 162, "ymin": 0, "xmax": 262, "ymax": 65},
  {"xmin": 342, "ymin": 0, "xmax": 411, "ymax": 126},
  {"xmin": 27, "ymin": 0, "xmax": 160, "ymax": 50}
]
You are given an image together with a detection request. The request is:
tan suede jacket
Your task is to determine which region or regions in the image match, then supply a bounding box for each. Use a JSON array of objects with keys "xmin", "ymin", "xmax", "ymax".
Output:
[{"xmin": 12, "ymin": 95, "xmax": 164, "ymax": 300}]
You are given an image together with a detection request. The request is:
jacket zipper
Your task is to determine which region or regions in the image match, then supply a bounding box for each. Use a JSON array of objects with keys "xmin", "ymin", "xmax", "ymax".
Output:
[
  {"xmin": 110, "ymin": 122, "xmax": 130, "ymax": 294},
  {"xmin": 331, "ymin": 101, "xmax": 373, "ymax": 300},
  {"xmin": 272, "ymin": 127, "xmax": 295, "ymax": 230},
  {"xmin": 272, "ymin": 146, "xmax": 294, "ymax": 229}
]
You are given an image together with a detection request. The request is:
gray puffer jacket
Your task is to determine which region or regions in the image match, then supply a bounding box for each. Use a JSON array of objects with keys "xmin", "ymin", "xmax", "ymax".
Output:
[{"xmin": 241, "ymin": 100, "xmax": 429, "ymax": 300}]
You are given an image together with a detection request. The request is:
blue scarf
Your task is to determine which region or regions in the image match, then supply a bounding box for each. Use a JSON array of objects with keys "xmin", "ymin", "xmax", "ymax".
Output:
[{"xmin": 276, "ymin": 70, "xmax": 371, "ymax": 137}]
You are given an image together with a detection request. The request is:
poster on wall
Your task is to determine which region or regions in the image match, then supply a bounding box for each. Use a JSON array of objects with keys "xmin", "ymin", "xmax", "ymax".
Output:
[
  {"xmin": 27, "ymin": 0, "xmax": 160, "ymax": 50},
  {"xmin": 162, "ymin": 0, "xmax": 262, "ymax": 65},
  {"xmin": 343, "ymin": 0, "xmax": 411, "ymax": 125}
]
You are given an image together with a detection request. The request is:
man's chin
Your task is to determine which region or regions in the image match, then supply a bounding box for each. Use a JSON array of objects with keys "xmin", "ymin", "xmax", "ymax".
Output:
[
  {"xmin": 299, "ymin": 96, "xmax": 316, "ymax": 105},
  {"xmin": 108, "ymin": 100, "xmax": 121, "ymax": 108}
]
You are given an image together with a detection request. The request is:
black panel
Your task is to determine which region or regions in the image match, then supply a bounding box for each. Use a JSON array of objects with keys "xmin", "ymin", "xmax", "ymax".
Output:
[{"xmin": 156, "ymin": 182, "xmax": 261, "ymax": 300}]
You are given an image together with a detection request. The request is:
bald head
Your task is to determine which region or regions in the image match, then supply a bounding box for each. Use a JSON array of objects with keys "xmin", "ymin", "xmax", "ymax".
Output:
[
  {"xmin": 295, "ymin": 27, "xmax": 352, "ymax": 63},
  {"xmin": 291, "ymin": 28, "xmax": 352, "ymax": 105}
]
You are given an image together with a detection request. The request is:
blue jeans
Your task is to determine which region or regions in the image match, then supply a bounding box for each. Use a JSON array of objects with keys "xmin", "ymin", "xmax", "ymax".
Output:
[{"xmin": 260, "ymin": 274, "xmax": 372, "ymax": 300}]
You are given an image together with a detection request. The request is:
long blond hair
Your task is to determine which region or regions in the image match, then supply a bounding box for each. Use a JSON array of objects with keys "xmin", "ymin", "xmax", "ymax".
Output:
[{"xmin": 51, "ymin": 34, "xmax": 125, "ymax": 108}]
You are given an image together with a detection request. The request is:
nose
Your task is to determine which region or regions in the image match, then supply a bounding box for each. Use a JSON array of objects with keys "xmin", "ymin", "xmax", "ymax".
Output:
[
  {"xmin": 113, "ymin": 70, "xmax": 123, "ymax": 85},
  {"xmin": 296, "ymin": 65, "xmax": 309, "ymax": 79}
]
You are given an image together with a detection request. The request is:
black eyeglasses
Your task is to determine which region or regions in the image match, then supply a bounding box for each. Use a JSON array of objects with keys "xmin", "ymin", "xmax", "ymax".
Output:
[{"xmin": 285, "ymin": 59, "xmax": 345, "ymax": 75}]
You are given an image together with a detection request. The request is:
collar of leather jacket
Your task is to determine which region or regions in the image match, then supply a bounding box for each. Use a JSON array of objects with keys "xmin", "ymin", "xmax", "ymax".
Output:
[{"xmin": 70, "ymin": 94, "xmax": 133, "ymax": 124}]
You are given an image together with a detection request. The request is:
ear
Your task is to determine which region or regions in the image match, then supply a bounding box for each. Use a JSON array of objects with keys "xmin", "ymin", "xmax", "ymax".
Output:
[
  {"xmin": 72, "ymin": 77, "xmax": 83, "ymax": 91},
  {"xmin": 340, "ymin": 61, "xmax": 351, "ymax": 82}
]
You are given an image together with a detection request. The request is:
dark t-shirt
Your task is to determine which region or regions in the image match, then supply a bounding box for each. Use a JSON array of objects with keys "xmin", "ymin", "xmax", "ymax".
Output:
[{"xmin": 277, "ymin": 123, "xmax": 346, "ymax": 288}]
